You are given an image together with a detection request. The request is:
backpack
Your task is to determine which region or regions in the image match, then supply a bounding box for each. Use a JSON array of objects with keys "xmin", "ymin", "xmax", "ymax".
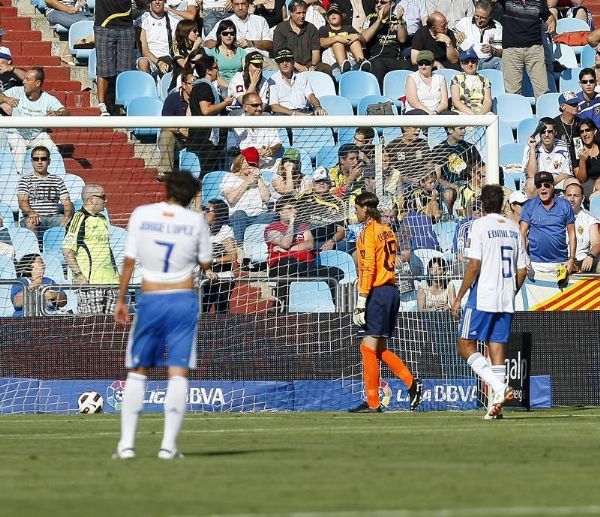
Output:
[{"xmin": 366, "ymin": 101, "xmax": 395, "ymax": 116}]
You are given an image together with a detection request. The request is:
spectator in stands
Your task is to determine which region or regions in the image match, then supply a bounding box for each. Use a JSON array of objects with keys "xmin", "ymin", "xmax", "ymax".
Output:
[
  {"xmin": 523, "ymin": 117, "xmax": 572, "ymax": 196},
  {"xmin": 319, "ymin": 3, "xmax": 367, "ymax": 77},
  {"xmin": 17, "ymin": 146, "xmax": 74, "ymax": 240},
  {"xmin": 170, "ymin": 19, "xmax": 205, "ymax": 90},
  {"xmin": 402, "ymin": 171, "xmax": 442, "ymax": 222},
  {"xmin": 63, "ymin": 184, "xmax": 119, "ymax": 314},
  {"xmin": 554, "ymin": 91, "xmax": 581, "ymax": 167},
  {"xmin": 204, "ymin": 0, "xmax": 274, "ymax": 63},
  {"xmin": 268, "ymin": 48, "xmax": 327, "ymax": 115},
  {"xmin": 0, "ymin": 67, "xmax": 68, "ymax": 174},
  {"xmin": 452, "ymin": 197, "xmax": 482, "ymax": 272},
  {"xmin": 454, "ymin": 0, "xmax": 503, "ymax": 70},
  {"xmin": 202, "ymin": 0, "xmax": 230, "ymax": 36},
  {"xmin": 228, "ymin": 51, "xmax": 270, "ymax": 110},
  {"xmin": 187, "ymin": 56, "xmax": 234, "ymax": 175},
  {"xmin": 410, "ymin": 12, "xmax": 460, "ymax": 70},
  {"xmin": 454, "ymin": 160, "xmax": 484, "ymax": 218},
  {"xmin": 220, "ymin": 147, "xmax": 275, "ymax": 242},
  {"xmin": 394, "ymin": 0, "xmax": 428, "ymax": 45},
  {"xmin": 0, "ymin": 46, "xmax": 25, "ymax": 102},
  {"xmin": 562, "ymin": 177, "xmax": 600, "ymax": 273},
  {"xmin": 548, "ymin": 0, "xmax": 593, "ymax": 29},
  {"xmin": 574, "ymin": 119, "xmax": 600, "ymax": 198},
  {"xmin": 426, "ymin": 0, "xmax": 474, "ymax": 29},
  {"xmin": 450, "ymin": 49, "xmax": 493, "ymax": 115},
  {"xmin": 273, "ymin": 0, "xmax": 331, "ymax": 75},
  {"xmin": 404, "ymin": 50, "xmax": 452, "ymax": 114},
  {"xmin": 417, "ymin": 257, "xmax": 456, "ymax": 311},
  {"xmin": 508, "ymin": 189, "xmax": 527, "ymax": 225},
  {"xmin": 353, "ymin": 127, "xmax": 375, "ymax": 164},
  {"xmin": 576, "ymin": 68, "xmax": 600, "ymax": 128},
  {"xmin": 361, "ymin": 0, "xmax": 411, "ymax": 87},
  {"xmin": 157, "ymin": 72, "xmax": 194, "ymax": 179},
  {"xmin": 271, "ymin": 148, "xmax": 312, "ymax": 201},
  {"xmin": 94, "ymin": 0, "xmax": 136, "ymax": 116},
  {"xmin": 45, "ymin": 0, "xmax": 94, "ymax": 29},
  {"xmin": 201, "ymin": 199, "xmax": 237, "ymax": 313},
  {"xmin": 499, "ymin": 0, "xmax": 555, "ymax": 98},
  {"xmin": 164, "ymin": 0, "xmax": 200, "ymax": 21},
  {"xmin": 11, "ymin": 254, "xmax": 67, "ymax": 317},
  {"xmin": 250, "ymin": 0, "xmax": 287, "ymax": 28},
  {"xmin": 386, "ymin": 124, "xmax": 434, "ymax": 187},
  {"xmin": 520, "ymin": 171, "xmax": 576, "ymax": 274},
  {"xmin": 205, "ymin": 20, "xmax": 246, "ymax": 90},
  {"xmin": 329, "ymin": 143, "xmax": 363, "ymax": 200},
  {"xmin": 265, "ymin": 194, "xmax": 344, "ymax": 309},
  {"xmin": 138, "ymin": 0, "xmax": 178, "ymax": 79},
  {"xmin": 401, "ymin": 206, "xmax": 441, "ymax": 251},
  {"xmin": 227, "ymin": 92, "xmax": 282, "ymax": 169}
]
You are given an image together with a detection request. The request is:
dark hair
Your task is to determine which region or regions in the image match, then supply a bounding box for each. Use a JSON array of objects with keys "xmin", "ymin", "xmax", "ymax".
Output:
[
  {"xmin": 338, "ymin": 143, "xmax": 359, "ymax": 159},
  {"xmin": 31, "ymin": 145, "xmax": 50, "ymax": 158},
  {"xmin": 215, "ymin": 19, "xmax": 237, "ymax": 50},
  {"xmin": 426, "ymin": 256, "xmax": 449, "ymax": 288},
  {"xmin": 243, "ymin": 53, "xmax": 264, "ymax": 89},
  {"xmin": 276, "ymin": 194, "xmax": 297, "ymax": 213},
  {"xmin": 480, "ymin": 184, "xmax": 504, "ymax": 214},
  {"xmin": 355, "ymin": 127, "xmax": 375, "ymax": 140},
  {"xmin": 579, "ymin": 67, "xmax": 596, "ymax": 81},
  {"xmin": 474, "ymin": 0, "xmax": 493, "ymax": 12},
  {"xmin": 195, "ymin": 55, "xmax": 216, "ymax": 78},
  {"xmin": 31, "ymin": 66, "xmax": 45, "ymax": 83},
  {"xmin": 206, "ymin": 198, "xmax": 230, "ymax": 234},
  {"xmin": 16, "ymin": 253, "xmax": 42, "ymax": 278},
  {"xmin": 540, "ymin": 117, "xmax": 556, "ymax": 130},
  {"xmin": 579, "ymin": 118, "xmax": 597, "ymax": 131},
  {"xmin": 355, "ymin": 191, "xmax": 381, "ymax": 221},
  {"xmin": 289, "ymin": 0, "xmax": 308, "ymax": 12},
  {"xmin": 175, "ymin": 19, "xmax": 197, "ymax": 53},
  {"xmin": 166, "ymin": 172, "xmax": 200, "ymax": 206}
]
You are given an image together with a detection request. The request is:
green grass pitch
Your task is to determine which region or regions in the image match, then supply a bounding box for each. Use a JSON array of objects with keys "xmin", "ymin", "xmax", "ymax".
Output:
[{"xmin": 2, "ymin": 409, "xmax": 600, "ymax": 517}]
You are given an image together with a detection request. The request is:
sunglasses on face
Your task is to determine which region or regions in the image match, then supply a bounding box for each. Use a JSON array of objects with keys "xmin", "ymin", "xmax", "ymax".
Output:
[
  {"xmin": 221, "ymin": 31, "xmax": 236, "ymax": 36},
  {"xmin": 580, "ymin": 128, "xmax": 593, "ymax": 134},
  {"xmin": 92, "ymin": 194, "xmax": 107, "ymax": 200},
  {"xmin": 581, "ymin": 79, "xmax": 596, "ymax": 84},
  {"xmin": 535, "ymin": 182, "xmax": 553, "ymax": 189},
  {"xmin": 542, "ymin": 129, "xmax": 554, "ymax": 135},
  {"xmin": 463, "ymin": 59, "xmax": 478, "ymax": 65},
  {"xmin": 245, "ymin": 103, "xmax": 262, "ymax": 107},
  {"xmin": 417, "ymin": 60, "xmax": 432, "ymax": 66},
  {"xmin": 31, "ymin": 156, "xmax": 49, "ymax": 162}
]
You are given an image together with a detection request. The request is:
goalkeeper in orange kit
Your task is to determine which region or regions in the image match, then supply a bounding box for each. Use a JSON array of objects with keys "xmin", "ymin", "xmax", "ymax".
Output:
[{"xmin": 349, "ymin": 192, "xmax": 423, "ymax": 413}]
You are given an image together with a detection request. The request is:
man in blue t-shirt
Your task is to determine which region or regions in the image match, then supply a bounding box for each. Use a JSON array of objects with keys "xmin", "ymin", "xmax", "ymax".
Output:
[
  {"xmin": 520, "ymin": 171, "xmax": 577, "ymax": 274},
  {"xmin": 576, "ymin": 68, "xmax": 600, "ymax": 128}
]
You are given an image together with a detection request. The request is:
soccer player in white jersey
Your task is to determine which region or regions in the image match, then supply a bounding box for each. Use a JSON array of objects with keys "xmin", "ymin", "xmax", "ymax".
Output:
[
  {"xmin": 450, "ymin": 185, "xmax": 528, "ymax": 419},
  {"xmin": 113, "ymin": 174, "xmax": 212, "ymax": 460}
]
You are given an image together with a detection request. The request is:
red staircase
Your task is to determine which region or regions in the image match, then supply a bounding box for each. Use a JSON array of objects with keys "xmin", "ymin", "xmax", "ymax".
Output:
[{"xmin": 0, "ymin": 0, "xmax": 163, "ymax": 224}]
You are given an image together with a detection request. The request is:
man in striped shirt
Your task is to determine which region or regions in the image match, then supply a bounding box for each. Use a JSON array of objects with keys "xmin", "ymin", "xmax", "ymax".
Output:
[{"xmin": 17, "ymin": 145, "xmax": 73, "ymax": 240}]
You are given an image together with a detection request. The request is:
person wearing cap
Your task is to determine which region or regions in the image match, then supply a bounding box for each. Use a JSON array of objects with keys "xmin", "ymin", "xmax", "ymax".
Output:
[
  {"xmin": 507, "ymin": 189, "xmax": 528, "ymax": 225},
  {"xmin": 226, "ymin": 92, "xmax": 282, "ymax": 169},
  {"xmin": 405, "ymin": 49, "xmax": 452, "ymax": 115},
  {"xmin": 319, "ymin": 3, "xmax": 367, "ymax": 76},
  {"xmin": 271, "ymin": 148, "xmax": 312, "ymax": 202},
  {"xmin": 450, "ymin": 48, "xmax": 492, "ymax": 116},
  {"xmin": 268, "ymin": 48, "xmax": 327, "ymax": 115},
  {"xmin": 523, "ymin": 117, "xmax": 573, "ymax": 197},
  {"xmin": 576, "ymin": 68, "xmax": 600, "ymax": 129},
  {"xmin": 361, "ymin": 0, "xmax": 411, "ymax": 88},
  {"xmin": 410, "ymin": 12, "xmax": 460, "ymax": 70},
  {"xmin": 220, "ymin": 146, "xmax": 276, "ymax": 242},
  {"xmin": 44, "ymin": 0, "xmax": 94, "ymax": 30},
  {"xmin": 554, "ymin": 90, "xmax": 581, "ymax": 166},
  {"xmin": 574, "ymin": 119, "xmax": 600, "ymax": 198},
  {"xmin": 273, "ymin": 0, "xmax": 332, "ymax": 75},
  {"xmin": 227, "ymin": 51, "xmax": 270, "ymax": 109},
  {"xmin": 453, "ymin": 0, "xmax": 503, "ymax": 70},
  {"xmin": 329, "ymin": 143, "xmax": 363, "ymax": 199},
  {"xmin": 204, "ymin": 0, "xmax": 274, "ymax": 63},
  {"xmin": 0, "ymin": 46, "xmax": 25, "ymax": 99},
  {"xmin": 563, "ymin": 177, "xmax": 600, "ymax": 273},
  {"xmin": 520, "ymin": 170, "xmax": 577, "ymax": 274}
]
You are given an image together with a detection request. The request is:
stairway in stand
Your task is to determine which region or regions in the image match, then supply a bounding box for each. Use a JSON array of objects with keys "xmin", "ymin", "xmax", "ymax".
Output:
[{"xmin": 0, "ymin": 0, "xmax": 163, "ymax": 224}]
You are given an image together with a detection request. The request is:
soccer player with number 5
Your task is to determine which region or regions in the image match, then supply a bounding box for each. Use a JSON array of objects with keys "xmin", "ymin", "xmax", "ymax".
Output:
[
  {"xmin": 450, "ymin": 185, "xmax": 528, "ymax": 420},
  {"xmin": 350, "ymin": 192, "xmax": 423, "ymax": 413},
  {"xmin": 113, "ymin": 174, "xmax": 212, "ymax": 459}
]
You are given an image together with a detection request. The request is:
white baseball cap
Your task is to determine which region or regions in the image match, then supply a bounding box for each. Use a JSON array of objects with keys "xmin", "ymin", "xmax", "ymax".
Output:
[
  {"xmin": 508, "ymin": 190, "xmax": 528, "ymax": 204},
  {"xmin": 0, "ymin": 46, "xmax": 12, "ymax": 60}
]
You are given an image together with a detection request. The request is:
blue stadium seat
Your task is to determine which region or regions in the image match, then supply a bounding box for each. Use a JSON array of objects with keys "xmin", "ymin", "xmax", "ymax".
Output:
[
  {"xmin": 22, "ymin": 148, "xmax": 66, "ymax": 176},
  {"xmin": 315, "ymin": 145, "xmax": 339, "ymax": 169},
  {"xmin": 433, "ymin": 221, "xmax": 458, "ymax": 254},
  {"xmin": 382, "ymin": 69, "xmax": 411, "ymax": 108},
  {"xmin": 435, "ymin": 68, "xmax": 459, "ymax": 95},
  {"xmin": 516, "ymin": 117, "xmax": 541, "ymax": 145},
  {"xmin": 42, "ymin": 227, "xmax": 66, "ymax": 263},
  {"xmin": 127, "ymin": 96, "xmax": 164, "ymax": 138},
  {"xmin": 317, "ymin": 250, "xmax": 357, "ymax": 284},
  {"xmin": 41, "ymin": 252, "xmax": 66, "ymax": 283},
  {"xmin": 261, "ymin": 170, "xmax": 275, "ymax": 186},
  {"xmin": 179, "ymin": 150, "xmax": 201, "ymax": 179},
  {"xmin": 499, "ymin": 120, "xmax": 515, "ymax": 147},
  {"xmin": 8, "ymin": 228, "xmax": 40, "ymax": 261},
  {"xmin": 559, "ymin": 67, "xmax": 582, "ymax": 93},
  {"xmin": 556, "ymin": 18, "xmax": 590, "ymax": 56},
  {"xmin": 0, "ymin": 182, "xmax": 18, "ymax": 213},
  {"xmin": 297, "ymin": 148, "xmax": 314, "ymax": 176},
  {"xmin": 339, "ymin": 71, "xmax": 380, "ymax": 108},
  {"xmin": 63, "ymin": 173, "xmax": 85, "ymax": 201},
  {"xmin": 0, "ymin": 255, "xmax": 16, "ymax": 279},
  {"xmin": 202, "ymin": 170, "xmax": 227, "ymax": 202},
  {"xmin": 590, "ymin": 196, "xmax": 600, "ymax": 219},
  {"xmin": 536, "ymin": 93, "xmax": 561, "ymax": 119},
  {"xmin": 494, "ymin": 94, "xmax": 533, "ymax": 130},
  {"xmin": 479, "ymin": 69, "xmax": 505, "ymax": 98},
  {"xmin": 243, "ymin": 223, "xmax": 269, "ymax": 264},
  {"xmin": 580, "ymin": 45, "xmax": 595, "ymax": 68},
  {"xmin": 68, "ymin": 20, "xmax": 94, "ymax": 60},
  {"xmin": 288, "ymin": 281, "xmax": 335, "ymax": 313},
  {"xmin": 503, "ymin": 170, "xmax": 522, "ymax": 191},
  {"xmin": 427, "ymin": 127, "xmax": 447, "ymax": 149},
  {"xmin": 319, "ymin": 95, "xmax": 353, "ymax": 116},
  {"xmin": 520, "ymin": 73, "xmax": 537, "ymax": 105},
  {"xmin": 0, "ymin": 201, "xmax": 16, "ymax": 228},
  {"xmin": 159, "ymin": 72, "xmax": 173, "ymax": 100},
  {"xmin": 116, "ymin": 71, "xmax": 158, "ymax": 108},
  {"xmin": 306, "ymin": 71, "xmax": 336, "ymax": 97},
  {"xmin": 357, "ymin": 94, "xmax": 399, "ymax": 115},
  {"xmin": 499, "ymin": 143, "xmax": 526, "ymax": 181},
  {"xmin": 87, "ymin": 49, "xmax": 97, "ymax": 83},
  {"xmin": 291, "ymin": 127, "xmax": 335, "ymax": 160}
]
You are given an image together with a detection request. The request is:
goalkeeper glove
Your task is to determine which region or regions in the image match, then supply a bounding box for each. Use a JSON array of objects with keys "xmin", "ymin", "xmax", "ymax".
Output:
[{"xmin": 353, "ymin": 295, "xmax": 367, "ymax": 327}]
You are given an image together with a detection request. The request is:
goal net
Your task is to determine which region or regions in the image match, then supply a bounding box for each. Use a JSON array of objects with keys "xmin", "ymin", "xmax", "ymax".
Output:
[{"xmin": 0, "ymin": 114, "xmax": 499, "ymax": 414}]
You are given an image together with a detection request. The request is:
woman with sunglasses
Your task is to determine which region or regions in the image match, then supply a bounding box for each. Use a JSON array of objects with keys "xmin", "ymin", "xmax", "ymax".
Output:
[
  {"xmin": 170, "ymin": 19, "xmax": 205, "ymax": 90},
  {"xmin": 405, "ymin": 49, "xmax": 451, "ymax": 115},
  {"xmin": 205, "ymin": 20, "xmax": 246, "ymax": 91},
  {"xmin": 450, "ymin": 49, "xmax": 492, "ymax": 115},
  {"xmin": 574, "ymin": 119, "xmax": 600, "ymax": 198}
]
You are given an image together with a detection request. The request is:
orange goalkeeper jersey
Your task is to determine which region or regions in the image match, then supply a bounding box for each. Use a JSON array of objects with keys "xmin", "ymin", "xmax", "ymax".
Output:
[{"xmin": 356, "ymin": 219, "xmax": 397, "ymax": 296}]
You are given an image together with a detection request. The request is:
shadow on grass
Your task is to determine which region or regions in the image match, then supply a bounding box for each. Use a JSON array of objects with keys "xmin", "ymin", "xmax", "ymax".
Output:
[{"xmin": 185, "ymin": 448, "xmax": 295, "ymax": 457}]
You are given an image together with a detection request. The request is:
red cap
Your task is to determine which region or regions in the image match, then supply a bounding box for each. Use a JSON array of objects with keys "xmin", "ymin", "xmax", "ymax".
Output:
[{"xmin": 241, "ymin": 147, "xmax": 260, "ymax": 166}]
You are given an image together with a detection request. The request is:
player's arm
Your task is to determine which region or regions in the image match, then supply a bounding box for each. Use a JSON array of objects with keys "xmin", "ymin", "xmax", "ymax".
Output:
[
  {"xmin": 450, "ymin": 258, "xmax": 480, "ymax": 320},
  {"xmin": 114, "ymin": 257, "xmax": 135, "ymax": 325},
  {"xmin": 353, "ymin": 228, "xmax": 376, "ymax": 326},
  {"xmin": 566, "ymin": 222, "xmax": 577, "ymax": 273}
]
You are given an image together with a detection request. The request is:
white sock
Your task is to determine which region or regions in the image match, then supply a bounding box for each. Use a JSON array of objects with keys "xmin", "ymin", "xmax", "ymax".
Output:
[
  {"xmin": 467, "ymin": 353, "xmax": 505, "ymax": 394},
  {"xmin": 160, "ymin": 376, "xmax": 188, "ymax": 452},
  {"xmin": 118, "ymin": 372, "xmax": 147, "ymax": 451},
  {"xmin": 491, "ymin": 364, "xmax": 507, "ymax": 390}
]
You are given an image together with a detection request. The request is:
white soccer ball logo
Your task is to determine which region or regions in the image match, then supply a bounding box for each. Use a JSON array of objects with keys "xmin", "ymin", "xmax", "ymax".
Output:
[{"xmin": 78, "ymin": 391, "xmax": 104, "ymax": 414}]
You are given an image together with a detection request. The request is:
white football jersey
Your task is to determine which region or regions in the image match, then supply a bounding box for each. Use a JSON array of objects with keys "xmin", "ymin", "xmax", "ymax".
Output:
[
  {"xmin": 465, "ymin": 213, "xmax": 527, "ymax": 313},
  {"xmin": 125, "ymin": 202, "xmax": 213, "ymax": 283}
]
